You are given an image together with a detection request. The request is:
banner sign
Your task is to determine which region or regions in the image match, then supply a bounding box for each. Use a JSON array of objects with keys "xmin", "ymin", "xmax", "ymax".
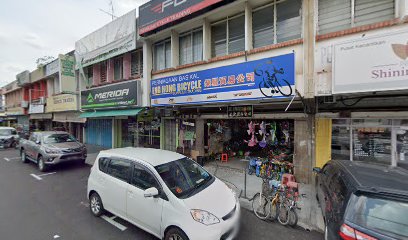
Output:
[
  {"xmin": 227, "ymin": 105, "xmax": 253, "ymax": 118},
  {"xmin": 45, "ymin": 59, "xmax": 59, "ymax": 77},
  {"xmin": 139, "ymin": 0, "xmax": 228, "ymax": 36},
  {"xmin": 46, "ymin": 94, "xmax": 77, "ymax": 112},
  {"xmin": 81, "ymin": 80, "xmax": 141, "ymax": 109},
  {"xmin": 29, "ymin": 104, "xmax": 44, "ymax": 114},
  {"xmin": 75, "ymin": 10, "xmax": 136, "ymax": 68},
  {"xmin": 333, "ymin": 30, "xmax": 408, "ymax": 94},
  {"xmin": 151, "ymin": 53, "xmax": 295, "ymax": 106},
  {"xmin": 16, "ymin": 71, "xmax": 30, "ymax": 86}
]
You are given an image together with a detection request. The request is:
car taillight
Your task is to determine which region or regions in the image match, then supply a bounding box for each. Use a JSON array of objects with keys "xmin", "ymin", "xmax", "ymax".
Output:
[{"xmin": 339, "ymin": 224, "xmax": 377, "ymax": 240}]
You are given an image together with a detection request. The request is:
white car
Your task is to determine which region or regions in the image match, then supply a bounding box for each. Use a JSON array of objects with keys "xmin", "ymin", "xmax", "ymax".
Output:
[{"xmin": 87, "ymin": 148, "xmax": 240, "ymax": 240}]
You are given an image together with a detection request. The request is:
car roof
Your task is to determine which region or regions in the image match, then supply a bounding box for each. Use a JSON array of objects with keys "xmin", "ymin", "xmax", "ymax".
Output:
[
  {"xmin": 332, "ymin": 160, "xmax": 408, "ymax": 196},
  {"xmin": 98, "ymin": 147, "xmax": 186, "ymax": 167},
  {"xmin": 0, "ymin": 127, "xmax": 16, "ymax": 130}
]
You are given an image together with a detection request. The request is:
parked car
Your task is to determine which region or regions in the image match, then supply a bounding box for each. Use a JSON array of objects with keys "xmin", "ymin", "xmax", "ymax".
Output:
[
  {"xmin": 87, "ymin": 148, "xmax": 240, "ymax": 240},
  {"xmin": 0, "ymin": 127, "xmax": 20, "ymax": 148},
  {"xmin": 19, "ymin": 131, "xmax": 87, "ymax": 172},
  {"xmin": 314, "ymin": 160, "xmax": 408, "ymax": 240}
]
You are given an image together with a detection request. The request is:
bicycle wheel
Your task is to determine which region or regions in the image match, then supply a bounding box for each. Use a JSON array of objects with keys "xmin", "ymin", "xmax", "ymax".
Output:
[
  {"xmin": 276, "ymin": 79, "xmax": 293, "ymax": 96},
  {"xmin": 288, "ymin": 208, "xmax": 298, "ymax": 227},
  {"xmin": 270, "ymin": 201, "xmax": 279, "ymax": 221},
  {"xmin": 252, "ymin": 193, "xmax": 271, "ymax": 220},
  {"xmin": 277, "ymin": 202, "xmax": 290, "ymax": 225}
]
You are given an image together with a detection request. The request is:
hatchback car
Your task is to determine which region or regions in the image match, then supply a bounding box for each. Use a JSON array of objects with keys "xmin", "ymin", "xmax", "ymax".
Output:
[
  {"xmin": 314, "ymin": 160, "xmax": 408, "ymax": 240},
  {"xmin": 87, "ymin": 148, "xmax": 240, "ymax": 240}
]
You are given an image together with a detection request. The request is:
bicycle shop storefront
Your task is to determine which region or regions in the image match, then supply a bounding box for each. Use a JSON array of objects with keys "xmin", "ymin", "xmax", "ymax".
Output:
[{"xmin": 151, "ymin": 52, "xmax": 305, "ymax": 181}]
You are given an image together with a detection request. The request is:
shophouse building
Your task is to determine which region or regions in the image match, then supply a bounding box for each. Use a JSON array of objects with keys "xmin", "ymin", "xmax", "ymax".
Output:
[
  {"xmin": 75, "ymin": 10, "xmax": 146, "ymax": 149},
  {"xmin": 3, "ymin": 79, "xmax": 29, "ymax": 130}
]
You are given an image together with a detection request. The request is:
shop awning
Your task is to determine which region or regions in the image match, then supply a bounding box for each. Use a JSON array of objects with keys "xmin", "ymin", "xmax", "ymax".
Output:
[{"xmin": 79, "ymin": 108, "xmax": 143, "ymax": 118}]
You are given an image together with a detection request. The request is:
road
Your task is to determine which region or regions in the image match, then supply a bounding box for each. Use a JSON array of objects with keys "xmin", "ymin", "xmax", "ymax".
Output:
[{"xmin": 0, "ymin": 148, "xmax": 323, "ymax": 240}]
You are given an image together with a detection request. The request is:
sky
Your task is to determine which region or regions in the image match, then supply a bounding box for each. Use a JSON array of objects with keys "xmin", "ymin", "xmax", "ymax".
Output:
[{"xmin": 0, "ymin": 0, "xmax": 149, "ymax": 87}]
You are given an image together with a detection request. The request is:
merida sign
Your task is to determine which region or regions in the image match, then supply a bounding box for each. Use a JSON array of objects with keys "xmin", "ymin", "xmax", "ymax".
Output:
[
  {"xmin": 81, "ymin": 80, "xmax": 141, "ymax": 109},
  {"xmin": 139, "ymin": 0, "xmax": 232, "ymax": 36}
]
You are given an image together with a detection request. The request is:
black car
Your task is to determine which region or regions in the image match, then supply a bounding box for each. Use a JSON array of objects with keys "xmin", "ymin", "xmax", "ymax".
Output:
[{"xmin": 314, "ymin": 160, "xmax": 408, "ymax": 240}]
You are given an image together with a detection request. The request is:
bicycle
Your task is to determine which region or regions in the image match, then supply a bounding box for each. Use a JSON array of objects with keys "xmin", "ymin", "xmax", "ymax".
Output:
[
  {"xmin": 256, "ymin": 66, "xmax": 293, "ymax": 98},
  {"xmin": 277, "ymin": 186, "xmax": 304, "ymax": 227},
  {"xmin": 251, "ymin": 178, "xmax": 283, "ymax": 221}
]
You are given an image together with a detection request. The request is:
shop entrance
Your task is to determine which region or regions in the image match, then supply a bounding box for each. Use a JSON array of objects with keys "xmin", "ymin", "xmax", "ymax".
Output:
[{"xmin": 205, "ymin": 119, "xmax": 294, "ymax": 170}]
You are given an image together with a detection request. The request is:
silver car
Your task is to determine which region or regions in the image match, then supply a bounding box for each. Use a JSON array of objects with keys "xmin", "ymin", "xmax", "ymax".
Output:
[
  {"xmin": 0, "ymin": 127, "xmax": 20, "ymax": 148},
  {"xmin": 20, "ymin": 131, "xmax": 87, "ymax": 172}
]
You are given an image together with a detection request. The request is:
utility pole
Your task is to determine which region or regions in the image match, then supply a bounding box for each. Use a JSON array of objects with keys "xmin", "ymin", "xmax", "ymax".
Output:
[{"xmin": 99, "ymin": 0, "xmax": 117, "ymax": 21}]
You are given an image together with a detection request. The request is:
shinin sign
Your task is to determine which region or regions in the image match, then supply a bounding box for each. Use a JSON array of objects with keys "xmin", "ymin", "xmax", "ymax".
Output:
[
  {"xmin": 81, "ymin": 80, "xmax": 140, "ymax": 109},
  {"xmin": 151, "ymin": 53, "xmax": 295, "ymax": 106}
]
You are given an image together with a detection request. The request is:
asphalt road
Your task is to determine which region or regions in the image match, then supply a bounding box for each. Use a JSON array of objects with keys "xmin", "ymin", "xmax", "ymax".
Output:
[{"xmin": 0, "ymin": 148, "xmax": 323, "ymax": 240}]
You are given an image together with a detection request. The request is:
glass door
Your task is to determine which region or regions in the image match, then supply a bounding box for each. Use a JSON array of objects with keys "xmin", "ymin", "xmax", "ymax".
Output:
[{"xmin": 396, "ymin": 126, "xmax": 408, "ymax": 169}]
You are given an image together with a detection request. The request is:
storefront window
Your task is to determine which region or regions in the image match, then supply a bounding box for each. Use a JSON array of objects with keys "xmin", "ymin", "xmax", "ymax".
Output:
[
  {"xmin": 178, "ymin": 120, "xmax": 196, "ymax": 157},
  {"xmin": 396, "ymin": 120, "xmax": 408, "ymax": 169},
  {"xmin": 122, "ymin": 117, "xmax": 137, "ymax": 147},
  {"xmin": 331, "ymin": 125, "xmax": 350, "ymax": 160},
  {"xmin": 136, "ymin": 110, "xmax": 161, "ymax": 149},
  {"xmin": 352, "ymin": 127, "xmax": 392, "ymax": 164}
]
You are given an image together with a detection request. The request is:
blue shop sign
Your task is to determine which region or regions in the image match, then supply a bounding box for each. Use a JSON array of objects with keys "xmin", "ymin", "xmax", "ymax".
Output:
[{"xmin": 151, "ymin": 53, "xmax": 295, "ymax": 106}]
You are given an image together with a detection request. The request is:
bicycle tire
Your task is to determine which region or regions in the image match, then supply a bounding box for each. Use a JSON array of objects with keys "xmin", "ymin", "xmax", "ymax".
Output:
[
  {"xmin": 288, "ymin": 208, "xmax": 298, "ymax": 227},
  {"xmin": 276, "ymin": 78, "xmax": 293, "ymax": 97},
  {"xmin": 252, "ymin": 193, "xmax": 271, "ymax": 220},
  {"xmin": 259, "ymin": 81, "xmax": 274, "ymax": 98},
  {"xmin": 277, "ymin": 202, "xmax": 290, "ymax": 225}
]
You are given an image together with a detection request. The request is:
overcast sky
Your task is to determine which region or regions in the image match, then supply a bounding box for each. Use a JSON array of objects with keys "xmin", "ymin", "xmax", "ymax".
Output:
[{"xmin": 0, "ymin": 0, "xmax": 149, "ymax": 87}]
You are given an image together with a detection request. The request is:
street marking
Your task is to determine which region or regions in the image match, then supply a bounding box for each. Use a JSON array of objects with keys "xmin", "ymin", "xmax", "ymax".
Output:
[
  {"xmin": 4, "ymin": 157, "xmax": 21, "ymax": 162},
  {"xmin": 4, "ymin": 158, "xmax": 10, "ymax": 162},
  {"xmin": 30, "ymin": 172, "xmax": 57, "ymax": 180},
  {"xmin": 38, "ymin": 172, "xmax": 57, "ymax": 177},
  {"xmin": 30, "ymin": 174, "xmax": 42, "ymax": 180},
  {"xmin": 101, "ymin": 215, "xmax": 127, "ymax": 231},
  {"xmin": 53, "ymin": 235, "xmax": 60, "ymax": 239},
  {"xmin": 8, "ymin": 157, "xmax": 21, "ymax": 160}
]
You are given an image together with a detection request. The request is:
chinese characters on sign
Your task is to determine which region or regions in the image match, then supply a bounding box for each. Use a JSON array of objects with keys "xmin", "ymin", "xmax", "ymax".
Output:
[{"xmin": 227, "ymin": 105, "xmax": 253, "ymax": 118}]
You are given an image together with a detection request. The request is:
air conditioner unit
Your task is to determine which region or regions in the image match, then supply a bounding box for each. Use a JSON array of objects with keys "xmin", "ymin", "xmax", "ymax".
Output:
[
  {"xmin": 21, "ymin": 101, "xmax": 28, "ymax": 108},
  {"xmin": 323, "ymin": 95, "xmax": 336, "ymax": 104}
]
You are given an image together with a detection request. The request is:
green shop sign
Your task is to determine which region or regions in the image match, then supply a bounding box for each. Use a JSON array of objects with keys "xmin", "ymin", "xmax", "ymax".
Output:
[{"xmin": 81, "ymin": 80, "xmax": 141, "ymax": 109}]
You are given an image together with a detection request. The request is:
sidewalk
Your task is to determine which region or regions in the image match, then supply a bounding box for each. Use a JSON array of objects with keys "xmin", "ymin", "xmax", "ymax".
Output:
[{"xmin": 204, "ymin": 161, "xmax": 325, "ymax": 232}]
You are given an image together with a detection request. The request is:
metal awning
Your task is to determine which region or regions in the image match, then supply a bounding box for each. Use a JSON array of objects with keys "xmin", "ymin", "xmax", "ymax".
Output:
[{"xmin": 79, "ymin": 108, "xmax": 143, "ymax": 118}]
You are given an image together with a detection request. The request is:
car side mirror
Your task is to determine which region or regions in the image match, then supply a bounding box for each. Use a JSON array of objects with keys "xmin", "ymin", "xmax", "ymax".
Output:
[
  {"xmin": 313, "ymin": 167, "xmax": 321, "ymax": 173},
  {"xmin": 144, "ymin": 187, "xmax": 159, "ymax": 198}
]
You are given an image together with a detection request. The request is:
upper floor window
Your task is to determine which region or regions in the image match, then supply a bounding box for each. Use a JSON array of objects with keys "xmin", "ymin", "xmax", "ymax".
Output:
[
  {"xmin": 252, "ymin": 0, "xmax": 302, "ymax": 49},
  {"xmin": 154, "ymin": 39, "xmax": 171, "ymax": 71},
  {"xmin": 100, "ymin": 61, "xmax": 107, "ymax": 83},
  {"xmin": 85, "ymin": 66, "xmax": 93, "ymax": 86},
  {"xmin": 113, "ymin": 57, "xmax": 123, "ymax": 81},
  {"xmin": 211, "ymin": 14, "xmax": 245, "ymax": 57},
  {"xmin": 179, "ymin": 28, "xmax": 203, "ymax": 65},
  {"xmin": 318, "ymin": 0, "xmax": 395, "ymax": 35},
  {"xmin": 131, "ymin": 50, "xmax": 143, "ymax": 77}
]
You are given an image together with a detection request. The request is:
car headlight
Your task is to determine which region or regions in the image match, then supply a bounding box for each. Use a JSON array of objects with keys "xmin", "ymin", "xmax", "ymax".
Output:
[
  {"xmin": 190, "ymin": 209, "xmax": 220, "ymax": 225},
  {"xmin": 45, "ymin": 148, "xmax": 60, "ymax": 154}
]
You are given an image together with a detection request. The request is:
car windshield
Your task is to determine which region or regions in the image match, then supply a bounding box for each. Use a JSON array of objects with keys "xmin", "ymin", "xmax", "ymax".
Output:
[
  {"xmin": 155, "ymin": 158, "xmax": 214, "ymax": 199},
  {"xmin": 0, "ymin": 129, "xmax": 12, "ymax": 136},
  {"xmin": 345, "ymin": 193, "xmax": 408, "ymax": 238},
  {"xmin": 43, "ymin": 134, "xmax": 77, "ymax": 144}
]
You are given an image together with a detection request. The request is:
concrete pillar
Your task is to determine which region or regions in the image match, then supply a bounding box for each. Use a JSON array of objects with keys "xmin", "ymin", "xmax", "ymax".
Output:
[
  {"xmin": 143, "ymin": 40, "xmax": 153, "ymax": 107},
  {"xmin": 171, "ymin": 30, "xmax": 179, "ymax": 68},
  {"xmin": 397, "ymin": 0, "xmax": 408, "ymax": 18},
  {"xmin": 245, "ymin": 1, "xmax": 253, "ymax": 51},
  {"xmin": 203, "ymin": 18, "xmax": 212, "ymax": 61},
  {"xmin": 303, "ymin": 0, "xmax": 315, "ymax": 99},
  {"xmin": 123, "ymin": 53, "xmax": 132, "ymax": 79},
  {"xmin": 294, "ymin": 119, "xmax": 311, "ymax": 184},
  {"xmin": 195, "ymin": 118, "xmax": 205, "ymax": 156}
]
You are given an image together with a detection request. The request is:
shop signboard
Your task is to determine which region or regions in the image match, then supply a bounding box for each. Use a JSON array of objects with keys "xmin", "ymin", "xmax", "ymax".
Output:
[
  {"xmin": 16, "ymin": 70, "xmax": 30, "ymax": 86},
  {"xmin": 81, "ymin": 80, "xmax": 141, "ymax": 109},
  {"xmin": 227, "ymin": 105, "xmax": 253, "ymax": 118},
  {"xmin": 6, "ymin": 107, "xmax": 24, "ymax": 116},
  {"xmin": 151, "ymin": 53, "xmax": 295, "ymax": 106},
  {"xmin": 139, "ymin": 0, "xmax": 229, "ymax": 36},
  {"xmin": 333, "ymin": 30, "xmax": 408, "ymax": 94},
  {"xmin": 46, "ymin": 94, "xmax": 77, "ymax": 112},
  {"xmin": 45, "ymin": 59, "xmax": 59, "ymax": 76},
  {"xmin": 59, "ymin": 54, "xmax": 76, "ymax": 93},
  {"xmin": 28, "ymin": 104, "xmax": 44, "ymax": 114},
  {"xmin": 75, "ymin": 10, "xmax": 136, "ymax": 68}
]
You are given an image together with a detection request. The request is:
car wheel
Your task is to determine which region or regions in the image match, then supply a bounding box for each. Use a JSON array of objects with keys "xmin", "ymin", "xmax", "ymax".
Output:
[
  {"xmin": 21, "ymin": 150, "xmax": 28, "ymax": 163},
  {"xmin": 90, "ymin": 193, "xmax": 104, "ymax": 217},
  {"xmin": 165, "ymin": 228, "xmax": 189, "ymax": 240},
  {"xmin": 37, "ymin": 156, "xmax": 47, "ymax": 172}
]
